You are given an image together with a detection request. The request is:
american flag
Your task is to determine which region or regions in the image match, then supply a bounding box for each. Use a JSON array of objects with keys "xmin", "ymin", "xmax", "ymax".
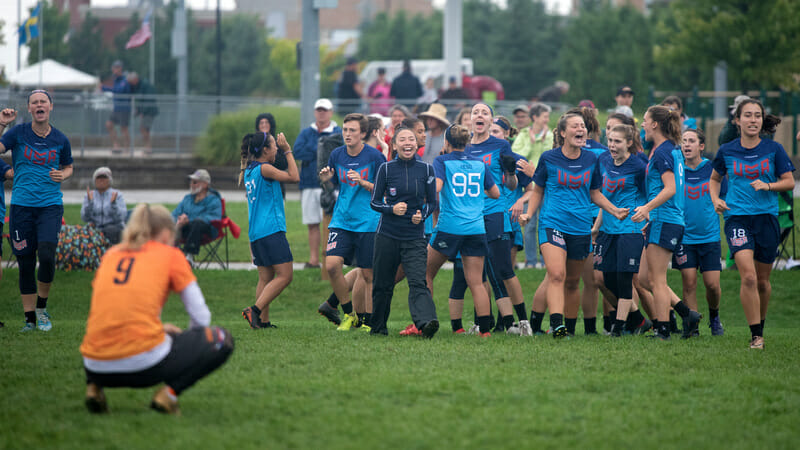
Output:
[{"xmin": 125, "ymin": 11, "xmax": 152, "ymax": 50}]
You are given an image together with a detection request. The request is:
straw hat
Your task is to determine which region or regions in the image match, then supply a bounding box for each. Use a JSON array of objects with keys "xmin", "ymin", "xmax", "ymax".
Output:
[{"xmin": 418, "ymin": 103, "xmax": 450, "ymax": 127}]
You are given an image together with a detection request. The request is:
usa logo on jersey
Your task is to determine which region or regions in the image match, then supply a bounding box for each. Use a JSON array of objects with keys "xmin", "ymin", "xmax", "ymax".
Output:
[
  {"xmin": 733, "ymin": 159, "xmax": 770, "ymax": 180},
  {"xmin": 686, "ymin": 182, "xmax": 710, "ymax": 200},
  {"xmin": 557, "ymin": 169, "xmax": 591, "ymax": 189}
]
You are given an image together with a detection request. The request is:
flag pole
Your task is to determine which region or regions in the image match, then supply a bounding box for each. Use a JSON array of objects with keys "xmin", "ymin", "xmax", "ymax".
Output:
[
  {"xmin": 17, "ymin": 0, "xmax": 21, "ymax": 72},
  {"xmin": 38, "ymin": 1, "xmax": 43, "ymax": 86},
  {"xmin": 149, "ymin": 10, "xmax": 155, "ymax": 83}
]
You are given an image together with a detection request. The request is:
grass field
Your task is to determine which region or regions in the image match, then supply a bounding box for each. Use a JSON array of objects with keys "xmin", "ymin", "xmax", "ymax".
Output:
[{"xmin": 1, "ymin": 265, "xmax": 799, "ymax": 449}]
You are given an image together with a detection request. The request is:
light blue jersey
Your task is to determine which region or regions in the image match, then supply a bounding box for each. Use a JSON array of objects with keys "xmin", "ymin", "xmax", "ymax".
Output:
[
  {"xmin": 244, "ymin": 161, "xmax": 286, "ymax": 241},
  {"xmin": 598, "ymin": 152, "xmax": 647, "ymax": 235},
  {"xmin": 682, "ymin": 160, "xmax": 720, "ymax": 244},
  {"xmin": 533, "ymin": 148, "xmax": 602, "ymax": 236},
  {"xmin": 433, "ymin": 151, "xmax": 496, "ymax": 235},
  {"xmin": 327, "ymin": 144, "xmax": 386, "ymax": 232},
  {"xmin": 465, "ymin": 135, "xmax": 515, "ymax": 232},
  {"xmin": 646, "ymin": 141, "xmax": 685, "ymax": 226}
]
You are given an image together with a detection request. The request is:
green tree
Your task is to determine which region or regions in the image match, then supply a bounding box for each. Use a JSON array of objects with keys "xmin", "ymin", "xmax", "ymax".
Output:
[
  {"xmin": 68, "ymin": 13, "xmax": 112, "ymax": 78},
  {"xmin": 657, "ymin": 0, "xmax": 800, "ymax": 90},
  {"xmin": 25, "ymin": 2, "xmax": 70, "ymax": 65},
  {"xmin": 357, "ymin": 11, "xmax": 442, "ymax": 61}
]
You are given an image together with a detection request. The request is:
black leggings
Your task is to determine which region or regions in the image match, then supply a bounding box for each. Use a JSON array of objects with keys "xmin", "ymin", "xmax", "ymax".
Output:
[
  {"xmin": 85, "ymin": 326, "xmax": 234, "ymax": 395},
  {"xmin": 18, "ymin": 242, "xmax": 57, "ymax": 295},
  {"xmin": 603, "ymin": 271, "xmax": 634, "ymax": 300}
]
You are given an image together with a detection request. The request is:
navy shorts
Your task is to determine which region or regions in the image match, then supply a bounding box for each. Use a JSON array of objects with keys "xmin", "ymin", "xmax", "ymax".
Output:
[
  {"xmin": 593, "ymin": 232, "xmax": 644, "ymax": 273},
  {"xmin": 9, "ymin": 204, "xmax": 63, "ymax": 256},
  {"xmin": 724, "ymin": 214, "xmax": 780, "ymax": 264},
  {"xmin": 326, "ymin": 228, "xmax": 375, "ymax": 269},
  {"xmin": 430, "ymin": 230, "xmax": 488, "ymax": 259},
  {"xmin": 484, "ymin": 212, "xmax": 506, "ymax": 241},
  {"xmin": 539, "ymin": 227, "xmax": 591, "ymax": 260},
  {"xmin": 673, "ymin": 241, "xmax": 722, "ymax": 272},
  {"xmin": 486, "ymin": 232, "xmax": 515, "ymax": 281},
  {"xmin": 645, "ymin": 221, "xmax": 684, "ymax": 253},
  {"xmin": 251, "ymin": 231, "xmax": 293, "ymax": 267},
  {"xmin": 511, "ymin": 224, "xmax": 524, "ymax": 251}
]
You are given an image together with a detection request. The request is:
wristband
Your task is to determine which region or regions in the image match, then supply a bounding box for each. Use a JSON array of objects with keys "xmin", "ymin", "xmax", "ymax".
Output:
[{"xmin": 767, "ymin": 183, "xmax": 771, "ymax": 191}]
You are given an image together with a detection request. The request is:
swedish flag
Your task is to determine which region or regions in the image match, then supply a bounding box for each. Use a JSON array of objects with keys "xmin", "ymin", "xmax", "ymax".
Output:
[{"xmin": 18, "ymin": 3, "xmax": 41, "ymax": 46}]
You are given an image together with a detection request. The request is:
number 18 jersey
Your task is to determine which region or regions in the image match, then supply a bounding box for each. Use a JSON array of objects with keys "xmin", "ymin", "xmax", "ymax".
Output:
[{"xmin": 433, "ymin": 151, "xmax": 496, "ymax": 235}]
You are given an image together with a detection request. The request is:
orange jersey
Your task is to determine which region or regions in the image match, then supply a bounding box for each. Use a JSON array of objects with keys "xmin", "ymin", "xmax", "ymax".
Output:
[{"xmin": 80, "ymin": 241, "xmax": 196, "ymax": 361}]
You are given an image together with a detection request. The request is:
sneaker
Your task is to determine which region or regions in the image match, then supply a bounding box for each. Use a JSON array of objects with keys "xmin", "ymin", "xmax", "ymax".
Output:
[
  {"xmin": 631, "ymin": 318, "xmax": 653, "ymax": 336},
  {"xmin": 20, "ymin": 322, "xmax": 35, "ymax": 332},
  {"xmin": 648, "ymin": 329, "xmax": 671, "ymax": 341},
  {"xmin": 150, "ymin": 386, "xmax": 181, "ymax": 416},
  {"xmin": 478, "ymin": 331, "xmax": 491, "ymax": 338},
  {"xmin": 709, "ymin": 316, "xmax": 725, "ymax": 336},
  {"xmin": 681, "ymin": 311, "xmax": 702, "ymax": 339},
  {"xmin": 749, "ymin": 336, "xmax": 764, "ymax": 349},
  {"xmin": 85, "ymin": 383, "xmax": 108, "ymax": 414},
  {"xmin": 399, "ymin": 323, "xmax": 422, "ymax": 336},
  {"xmin": 36, "ymin": 308, "xmax": 52, "ymax": 331},
  {"xmin": 241, "ymin": 307, "xmax": 263, "ymax": 329},
  {"xmin": 552, "ymin": 325, "xmax": 568, "ymax": 339},
  {"xmin": 453, "ymin": 328, "xmax": 466, "ymax": 334},
  {"xmin": 518, "ymin": 320, "xmax": 533, "ymax": 337},
  {"xmin": 466, "ymin": 323, "xmax": 480, "ymax": 335},
  {"xmin": 421, "ymin": 320, "xmax": 439, "ymax": 339},
  {"xmin": 610, "ymin": 323, "xmax": 623, "ymax": 337},
  {"xmin": 317, "ymin": 301, "xmax": 341, "ymax": 326},
  {"xmin": 360, "ymin": 323, "xmax": 372, "ymax": 333},
  {"xmin": 260, "ymin": 322, "xmax": 277, "ymax": 329},
  {"xmin": 506, "ymin": 322, "xmax": 521, "ymax": 335},
  {"xmin": 337, "ymin": 312, "xmax": 358, "ymax": 331}
]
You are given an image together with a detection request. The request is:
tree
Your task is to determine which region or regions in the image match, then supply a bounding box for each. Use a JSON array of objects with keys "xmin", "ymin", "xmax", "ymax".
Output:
[
  {"xmin": 357, "ymin": 11, "xmax": 442, "ymax": 61},
  {"xmin": 657, "ymin": 0, "xmax": 800, "ymax": 90},
  {"xmin": 69, "ymin": 13, "xmax": 112, "ymax": 79},
  {"xmin": 269, "ymin": 38, "xmax": 349, "ymax": 98},
  {"xmin": 25, "ymin": 2, "xmax": 70, "ymax": 65}
]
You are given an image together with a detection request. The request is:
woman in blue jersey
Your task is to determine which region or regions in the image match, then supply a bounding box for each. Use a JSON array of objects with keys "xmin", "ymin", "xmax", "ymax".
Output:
[
  {"xmin": 594, "ymin": 124, "xmax": 651, "ymax": 336},
  {"xmin": 427, "ymin": 124, "xmax": 500, "ymax": 336},
  {"xmin": 631, "ymin": 105, "xmax": 701, "ymax": 340},
  {"xmin": 709, "ymin": 99, "xmax": 795, "ymax": 349},
  {"xmin": 239, "ymin": 131, "xmax": 300, "ymax": 329},
  {"xmin": 0, "ymin": 90, "xmax": 73, "ymax": 332},
  {"xmin": 520, "ymin": 112, "xmax": 629, "ymax": 338},
  {"xmin": 673, "ymin": 129, "xmax": 724, "ymax": 336}
]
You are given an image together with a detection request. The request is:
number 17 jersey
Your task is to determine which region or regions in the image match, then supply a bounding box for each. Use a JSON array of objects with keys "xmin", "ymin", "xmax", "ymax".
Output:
[{"xmin": 433, "ymin": 151, "xmax": 496, "ymax": 235}]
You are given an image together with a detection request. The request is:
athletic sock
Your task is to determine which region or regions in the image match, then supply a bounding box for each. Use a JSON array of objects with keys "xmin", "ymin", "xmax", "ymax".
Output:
[
  {"xmin": 502, "ymin": 315, "xmax": 514, "ymax": 329},
  {"xmin": 36, "ymin": 296, "xmax": 48, "ymax": 309},
  {"xmin": 513, "ymin": 303, "xmax": 528, "ymax": 322},
  {"xmin": 760, "ymin": 319, "xmax": 765, "ymax": 332},
  {"xmin": 251, "ymin": 305, "xmax": 262, "ymax": 317},
  {"xmin": 584, "ymin": 317, "xmax": 597, "ymax": 334},
  {"xmin": 357, "ymin": 313, "xmax": 366, "ymax": 325},
  {"xmin": 659, "ymin": 322, "xmax": 671, "ymax": 337},
  {"xmin": 565, "ymin": 318, "xmax": 577, "ymax": 335},
  {"xmin": 477, "ymin": 315, "xmax": 493, "ymax": 333},
  {"xmin": 614, "ymin": 318, "xmax": 626, "ymax": 333},
  {"xmin": 341, "ymin": 302, "xmax": 353, "ymax": 315},
  {"xmin": 750, "ymin": 323, "xmax": 763, "ymax": 338},
  {"xmin": 627, "ymin": 310, "xmax": 645, "ymax": 330},
  {"xmin": 326, "ymin": 292, "xmax": 340, "ymax": 308},
  {"xmin": 364, "ymin": 313, "xmax": 371, "ymax": 324},
  {"xmin": 602, "ymin": 314, "xmax": 611, "ymax": 333},
  {"xmin": 530, "ymin": 310, "xmax": 545, "ymax": 333},
  {"xmin": 24, "ymin": 311, "xmax": 36, "ymax": 324},
  {"xmin": 451, "ymin": 318, "xmax": 463, "ymax": 332},
  {"xmin": 673, "ymin": 301, "xmax": 691, "ymax": 318},
  {"xmin": 709, "ymin": 308, "xmax": 719, "ymax": 320},
  {"xmin": 669, "ymin": 310, "xmax": 679, "ymax": 332},
  {"xmin": 549, "ymin": 313, "xmax": 563, "ymax": 330}
]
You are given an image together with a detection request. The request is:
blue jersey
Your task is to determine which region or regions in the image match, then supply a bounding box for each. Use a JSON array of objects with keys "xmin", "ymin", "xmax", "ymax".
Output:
[
  {"xmin": 503, "ymin": 153, "xmax": 532, "ymax": 233},
  {"xmin": 434, "ymin": 151, "xmax": 496, "ymax": 235},
  {"xmin": 533, "ymin": 148, "xmax": 602, "ymax": 235},
  {"xmin": 682, "ymin": 159, "xmax": 720, "ymax": 244},
  {"xmin": 244, "ymin": 161, "xmax": 286, "ymax": 241},
  {"xmin": 598, "ymin": 152, "xmax": 647, "ymax": 235},
  {"xmin": 0, "ymin": 158, "xmax": 11, "ymax": 220},
  {"xmin": 646, "ymin": 141, "xmax": 685, "ymax": 226},
  {"xmin": 1, "ymin": 123, "xmax": 73, "ymax": 207},
  {"xmin": 584, "ymin": 140, "xmax": 608, "ymax": 218},
  {"xmin": 465, "ymin": 135, "xmax": 515, "ymax": 232},
  {"xmin": 712, "ymin": 138, "xmax": 795, "ymax": 217},
  {"xmin": 327, "ymin": 144, "xmax": 386, "ymax": 232}
]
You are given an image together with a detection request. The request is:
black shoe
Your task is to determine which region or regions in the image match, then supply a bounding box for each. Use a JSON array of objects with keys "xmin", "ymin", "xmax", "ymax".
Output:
[
  {"xmin": 317, "ymin": 301, "xmax": 341, "ymax": 326},
  {"xmin": 421, "ymin": 320, "xmax": 439, "ymax": 339},
  {"xmin": 631, "ymin": 318, "xmax": 653, "ymax": 335},
  {"xmin": 242, "ymin": 306, "xmax": 263, "ymax": 329},
  {"xmin": 261, "ymin": 322, "xmax": 277, "ymax": 329},
  {"xmin": 610, "ymin": 323, "xmax": 623, "ymax": 337},
  {"xmin": 552, "ymin": 325, "xmax": 568, "ymax": 339},
  {"xmin": 648, "ymin": 329, "xmax": 671, "ymax": 341},
  {"xmin": 681, "ymin": 311, "xmax": 702, "ymax": 339}
]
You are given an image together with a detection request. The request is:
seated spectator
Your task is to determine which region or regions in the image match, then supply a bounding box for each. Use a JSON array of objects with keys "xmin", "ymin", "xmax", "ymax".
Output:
[
  {"xmin": 172, "ymin": 169, "xmax": 222, "ymax": 262},
  {"xmin": 81, "ymin": 167, "xmax": 127, "ymax": 244}
]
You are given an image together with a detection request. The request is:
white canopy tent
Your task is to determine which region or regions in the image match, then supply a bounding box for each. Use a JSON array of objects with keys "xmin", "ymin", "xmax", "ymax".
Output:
[{"xmin": 8, "ymin": 59, "xmax": 99, "ymax": 90}]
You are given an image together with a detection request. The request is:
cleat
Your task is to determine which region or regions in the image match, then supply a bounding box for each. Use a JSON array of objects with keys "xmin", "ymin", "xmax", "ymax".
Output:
[
  {"xmin": 518, "ymin": 320, "xmax": 533, "ymax": 337},
  {"xmin": 20, "ymin": 322, "xmax": 35, "ymax": 332},
  {"xmin": 318, "ymin": 301, "xmax": 341, "ymax": 326},
  {"xmin": 709, "ymin": 316, "xmax": 724, "ymax": 336},
  {"xmin": 749, "ymin": 336, "xmax": 764, "ymax": 349},
  {"xmin": 399, "ymin": 323, "xmax": 422, "ymax": 336},
  {"xmin": 478, "ymin": 331, "xmax": 491, "ymax": 338},
  {"xmin": 337, "ymin": 312, "xmax": 358, "ymax": 331},
  {"xmin": 681, "ymin": 311, "xmax": 702, "ymax": 339},
  {"xmin": 260, "ymin": 322, "xmax": 277, "ymax": 329},
  {"xmin": 648, "ymin": 329, "xmax": 671, "ymax": 341},
  {"xmin": 506, "ymin": 322, "xmax": 521, "ymax": 335},
  {"xmin": 631, "ymin": 318, "xmax": 653, "ymax": 336},
  {"xmin": 360, "ymin": 323, "xmax": 372, "ymax": 333},
  {"xmin": 610, "ymin": 323, "xmax": 623, "ymax": 337},
  {"xmin": 453, "ymin": 328, "xmax": 466, "ymax": 334},
  {"xmin": 421, "ymin": 320, "xmax": 439, "ymax": 339},
  {"xmin": 85, "ymin": 383, "xmax": 108, "ymax": 414},
  {"xmin": 552, "ymin": 325, "xmax": 568, "ymax": 339},
  {"xmin": 150, "ymin": 386, "xmax": 181, "ymax": 416},
  {"xmin": 241, "ymin": 307, "xmax": 263, "ymax": 329},
  {"xmin": 466, "ymin": 323, "xmax": 480, "ymax": 335},
  {"xmin": 36, "ymin": 309, "xmax": 52, "ymax": 331}
]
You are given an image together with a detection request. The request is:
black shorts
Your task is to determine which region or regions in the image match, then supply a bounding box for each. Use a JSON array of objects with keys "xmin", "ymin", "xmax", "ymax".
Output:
[
  {"xmin": 672, "ymin": 241, "xmax": 722, "ymax": 272},
  {"xmin": 109, "ymin": 110, "xmax": 130, "ymax": 127},
  {"xmin": 429, "ymin": 230, "xmax": 488, "ymax": 259},
  {"xmin": 594, "ymin": 232, "xmax": 644, "ymax": 273},
  {"xmin": 645, "ymin": 221, "xmax": 684, "ymax": 253},
  {"xmin": 9, "ymin": 204, "xmax": 63, "ymax": 256},
  {"xmin": 326, "ymin": 228, "xmax": 375, "ymax": 269},
  {"xmin": 539, "ymin": 227, "xmax": 591, "ymax": 260},
  {"xmin": 724, "ymin": 214, "xmax": 780, "ymax": 264},
  {"xmin": 250, "ymin": 232, "xmax": 293, "ymax": 267}
]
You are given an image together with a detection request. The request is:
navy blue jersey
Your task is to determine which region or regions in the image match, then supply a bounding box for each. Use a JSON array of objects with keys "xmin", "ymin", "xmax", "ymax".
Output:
[
  {"xmin": 434, "ymin": 151, "xmax": 496, "ymax": 235},
  {"xmin": 646, "ymin": 141, "xmax": 685, "ymax": 226},
  {"xmin": 0, "ymin": 158, "xmax": 11, "ymax": 220},
  {"xmin": 1, "ymin": 123, "xmax": 73, "ymax": 207},
  {"xmin": 584, "ymin": 141, "xmax": 608, "ymax": 218},
  {"xmin": 682, "ymin": 159, "xmax": 720, "ymax": 244},
  {"xmin": 712, "ymin": 138, "xmax": 795, "ymax": 217},
  {"xmin": 533, "ymin": 148, "xmax": 602, "ymax": 235},
  {"xmin": 244, "ymin": 162, "xmax": 286, "ymax": 242},
  {"xmin": 371, "ymin": 157, "xmax": 437, "ymax": 240},
  {"xmin": 465, "ymin": 135, "xmax": 515, "ymax": 232},
  {"xmin": 598, "ymin": 152, "xmax": 647, "ymax": 235},
  {"xmin": 327, "ymin": 144, "xmax": 386, "ymax": 232}
]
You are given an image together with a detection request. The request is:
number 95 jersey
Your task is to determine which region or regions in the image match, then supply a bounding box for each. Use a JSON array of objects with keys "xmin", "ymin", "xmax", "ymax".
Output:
[{"xmin": 433, "ymin": 151, "xmax": 497, "ymax": 235}]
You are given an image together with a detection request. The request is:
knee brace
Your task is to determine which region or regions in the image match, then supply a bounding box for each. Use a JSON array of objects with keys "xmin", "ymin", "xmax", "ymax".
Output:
[
  {"xmin": 37, "ymin": 242, "xmax": 57, "ymax": 284},
  {"xmin": 18, "ymin": 252, "xmax": 38, "ymax": 294}
]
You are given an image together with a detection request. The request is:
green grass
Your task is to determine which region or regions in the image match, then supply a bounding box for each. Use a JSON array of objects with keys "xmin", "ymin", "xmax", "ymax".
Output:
[{"xmin": 1, "ymin": 267, "xmax": 799, "ymax": 449}]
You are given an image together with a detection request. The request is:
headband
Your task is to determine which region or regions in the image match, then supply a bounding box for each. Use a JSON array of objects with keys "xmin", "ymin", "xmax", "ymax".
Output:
[
  {"xmin": 493, "ymin": 118, "xmax": 510, "ymax": 131},
  {"xmin": 474, "ymin": 102, "xmax": 494, "ymax": 117},
  {"xmin": 28, "ymin": 89, "xmax": 52, "ymax": 103},
  {"xmin": 444, "ymin": 124, "xmax": 461, "ymax": 148}
]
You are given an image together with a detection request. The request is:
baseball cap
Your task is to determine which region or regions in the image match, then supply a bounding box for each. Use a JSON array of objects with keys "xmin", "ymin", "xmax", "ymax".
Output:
[
  {"xmin": 729, "ymin": 94, "xmax": 750, "ymax": 111},
  {"xmin": 314, "ymin": 98, "xmax": 333, "ymax": 110},
  {"xmin": 617, "ymin": 86, "xmax": 635, "ymax": 96},
  {"xmin": 188, "ymin": 169, "xmax": 211, "ymax": 184},
  {"xmin": 512, "ymin": 104, "xmax": 530, "ymax": 114},
  {"xmin": 93, "ymin": 166, "xmax": 112, "ymax": 182}
]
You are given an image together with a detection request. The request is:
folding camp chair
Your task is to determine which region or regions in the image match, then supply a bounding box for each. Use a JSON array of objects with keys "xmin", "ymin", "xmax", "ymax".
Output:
[
  {"xmin": 775, "ymin": 192, "xmax": 798, "ymax": 269},
  {"xmin": 194, "ymin": 198, "xmax": 241, "ymax": 270}
]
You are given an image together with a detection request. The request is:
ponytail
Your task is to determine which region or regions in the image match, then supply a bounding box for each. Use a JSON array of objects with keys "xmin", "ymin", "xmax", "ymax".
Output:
[
  {"xmin": 646, "ymin": 105, "xmax": 682, "ymax": 145},
  {"xmin": 239, "ymin": 132, "xmax": 270, "ymax": 186}
]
